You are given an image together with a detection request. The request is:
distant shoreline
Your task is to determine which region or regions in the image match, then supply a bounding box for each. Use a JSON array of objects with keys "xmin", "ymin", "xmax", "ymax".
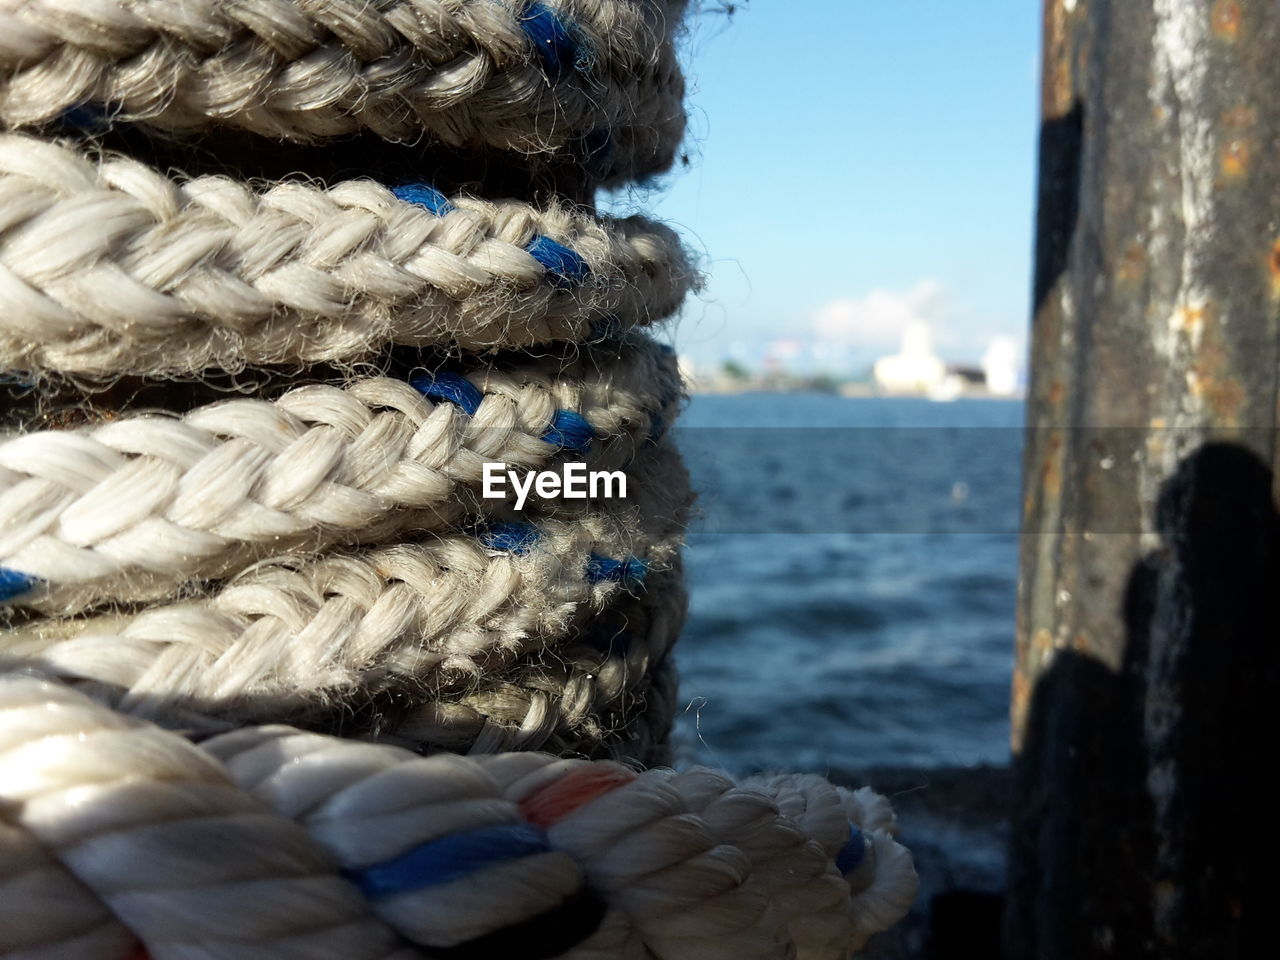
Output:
[{"xmin": 687, "ymin": 384, "xmax": 1026, "ymax": 400}]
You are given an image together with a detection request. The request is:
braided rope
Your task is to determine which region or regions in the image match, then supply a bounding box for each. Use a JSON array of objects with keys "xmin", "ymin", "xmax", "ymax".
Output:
[
  {"xmin": 16, "ymin": 566, "xmax": 687, "ymax": 764},
  {"xmin": 0, "ymin": 673, "xmax": 918, "ymax": 959},
  {"xmin": 376, "ymin": 571, "xmax": 686, "ymax": 760},
  {"xmin": 0, "ymin": 134, "xmax": 694, "ymax": 377},
  {"xmin": 7, "ymin": 444, "xmax": 691, "ymax": 735},
  {"xmin": 0, "ymin": 335, "xmax": 682, "ymax": 615},
  {"xmin": 0, "ymin": 3, "xmax": 921, "ymax": 953},
  {"xmin": 0, "ymin": 0, "xmax": 689, "ymax": 183}
]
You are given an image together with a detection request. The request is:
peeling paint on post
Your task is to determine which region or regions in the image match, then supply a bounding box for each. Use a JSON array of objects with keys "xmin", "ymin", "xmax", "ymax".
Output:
[{"xmin": 1008, "ymin": 1, "xmax": 1280, "ymax": 958}]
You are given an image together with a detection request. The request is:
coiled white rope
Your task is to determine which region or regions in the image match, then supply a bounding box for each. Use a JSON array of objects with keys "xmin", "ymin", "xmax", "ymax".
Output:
[
  {"xmin": 11, "ymin": 569, "xmax": 688, "ymax": 762},
  {"xmin": 0, "ymin": 334, "xmax": 682, "ymax": 615},
  {"xmin": 6, "ymin": 442, "xmax": 691, "ymax": 730},
  {"xmin": 0, "ymin": 134, "xmax": 694, "ymax": 377},
  {"xmin": 375, "ymin": 576, "xmax": 688, "ymax": 759},
  {"xmin": 0, "ymin": 674, "xmax": 918, "ymax": 960},
  {"xmin": 0, "ymin": 0, "xmax": 688, "ymax": 182},
  {"xmin": 0, "ymin": 2, "xmax": 919, "ymax": 953},
  {"xmin": 0, "ymin": 674, "xmax": 419, "ymax": 960}
]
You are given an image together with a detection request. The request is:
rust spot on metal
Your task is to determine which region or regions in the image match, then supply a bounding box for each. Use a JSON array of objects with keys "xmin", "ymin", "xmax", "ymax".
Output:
[
  {"xmin": 1046, "ymin": 65, "xmax": 1074, "ymax": 120},
  {"xmin": 1033, "ymin": 627, "xmax": 1054, "ymax": 655},
  {"xmin": 1219, "ymin": 139, "xmax": 1250, "ymax": 180},
  {"xmin": 1041, "ymin": 434, "xmax": 1064, "ymax": 500},
  {"xmin": 1041, "ymin": 0, "xmax": 1077, "ymax": 118},
  {"xmin": 1048, "ymin": 379, "xmax": 1066, "ymax": 408},
  {"xmin": 1117, "ymin": 243, "xmax": 1146, "ymax": 283},
  {"xmin": 1195, "ymin": 370, "xmax": 1244, "ymax": 420},
  {"xmin": 1175, "ymin": 305, "xmax": 1205, "ymax": 335},
  {"xmin": 1211, "ymin": 0, "xmax": 1242, "ymax": 40},
  {"xmin": 1010, "ymin": 664, "xmax": 1034, "ymax": 753},
  {"xmin": 1012, "ymin": 626, "xmax": 1058, "ymax": 743},
  {"xmin": 1269, "ymin": 239, "xmax": 1280, "ymax": 298},
  {"xmin": 1011, "ymin": 665, "xmax": 1031, "ymax": 712},
  {"xmin": 1222, "ymin": 105, "xmax": 1257, "ymax": 129},
  {"xmin": 1185, "ymin": 306, "xmax": 1245, "ymax": 422},
  {"xmin": 1147, "ymin": 420, "xmax": 1168, "ymax": 465}
]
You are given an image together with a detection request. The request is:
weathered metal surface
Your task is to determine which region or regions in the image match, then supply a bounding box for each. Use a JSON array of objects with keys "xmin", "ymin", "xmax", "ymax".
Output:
[{"xmin": 1008, "ymin": 1, "xmax": 1280, "ymax": 957}]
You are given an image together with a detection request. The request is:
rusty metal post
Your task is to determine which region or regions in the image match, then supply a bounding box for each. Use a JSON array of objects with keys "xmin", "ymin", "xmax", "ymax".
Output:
[{"xmin": 1008, "ymin": 1, "xmax": 1280, "ymax": 958}]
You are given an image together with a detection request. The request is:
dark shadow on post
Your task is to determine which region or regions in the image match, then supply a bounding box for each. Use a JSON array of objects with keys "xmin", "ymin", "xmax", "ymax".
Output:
[
  {"xmin": 1140, "ymin": 443, "xmax": 1280, "ymax": 957},
  {"xmin": 1007, "ymin": 589, "xmax": 1156, "ymax": 958},
  {"xmin": 1008, "ymin": 442, "xmax": 1280, "ymax": 958},
  {"xmin": 1032, "ymin": 99, "xmax": 1083, "ymax": 318}
]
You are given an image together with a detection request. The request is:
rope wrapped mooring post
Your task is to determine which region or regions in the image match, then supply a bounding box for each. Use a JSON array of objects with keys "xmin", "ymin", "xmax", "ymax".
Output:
[
  {"xmin": 1009, "ymin": 1, "xmax": 1280, "ymax": 957},
  {"xmin": 0, "ymin": 2, "xmax": 917, "ymax": 956}
]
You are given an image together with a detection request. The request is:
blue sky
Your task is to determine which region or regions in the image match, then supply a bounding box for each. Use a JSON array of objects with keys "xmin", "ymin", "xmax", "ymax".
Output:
[{"xmin": 603, "ymin": 0, "xmax": 1042, "ymax": 373}]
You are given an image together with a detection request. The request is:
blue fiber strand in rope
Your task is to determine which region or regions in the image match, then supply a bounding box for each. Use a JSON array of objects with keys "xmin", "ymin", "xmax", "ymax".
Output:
[
  {"xmin": 519, "ymin": 2, "xmax": 579, "ymax": 78},
  {"xmin": 481, "ymin": 522, "xmax": 543, "ymax": 554},
  {"xmin": 0, "ymin": 568, "xmax": 36, "ymax": 603},
  {"xmin": 393, "ymin": 182, "xmax": 589, "ymax": 290},
  {"xmin": 393, "ymin": 183, "xmax": 455, "ymax": 216},
  {"xmin": 526, "ymin": 235, "xmax": 591, "ymax": 288},
  {"xmin": 542, "ymin": 410, "xmax": 594, "ymax": 451},
  {"xmin": 410, "ymin": 371, "xmax": 484, "ymax": 415},
  {"xmin": 585, "ymin": 554, "xmax": 647, "ymax": 586},
  {"xmin": 346, "ymin": 824, "xmax": 552, "ymax": 900},
  {"xmin": 59, "ymin": 102, "xmax": 113, "ymax": 133},
  {"xmin": 836, "ymin": 824, "xmax": 866, "ymax": 875}
]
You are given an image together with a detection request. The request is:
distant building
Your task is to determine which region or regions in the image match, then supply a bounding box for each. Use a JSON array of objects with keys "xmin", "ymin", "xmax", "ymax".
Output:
[
  {"xmin": 873, "ymin": 323, "xmax": 948, "ymax": 394},
  {"xmin": 981, "ymin": 337, "xmax": 1022, "ymax": 397},
  {"xmin": 948, "ymin": 365, "xmax": 986, "ymax": 386}
]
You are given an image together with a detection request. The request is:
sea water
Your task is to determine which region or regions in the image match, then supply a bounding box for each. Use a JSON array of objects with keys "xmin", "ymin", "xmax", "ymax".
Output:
[{"xmin": 673, "ymin": 394, "xmax": 1024, "ymax": 773}]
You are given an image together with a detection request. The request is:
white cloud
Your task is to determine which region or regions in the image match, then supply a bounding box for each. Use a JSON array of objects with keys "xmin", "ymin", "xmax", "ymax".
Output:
[{"xmin": 812, "ymin": 279, "xmax": 948, "ymax": 349}]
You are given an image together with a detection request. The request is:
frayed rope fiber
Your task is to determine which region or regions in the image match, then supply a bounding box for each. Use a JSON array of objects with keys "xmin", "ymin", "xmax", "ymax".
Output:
[{"xmin": 0, "ymin": 2, "xmax": 916, "ymax": 957}]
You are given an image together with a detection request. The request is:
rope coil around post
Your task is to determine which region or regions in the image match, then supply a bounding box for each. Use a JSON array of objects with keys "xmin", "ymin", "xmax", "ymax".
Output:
[
  {"xmin": 0, "ymin": 1, "xmax": 918, "ymax": 955},
  {"xmin": 0, "ymin": 0, "xmax": 689, "ymax": 183},
  {"xmin": 8, "ymin": 444, "xmax": 692, "ymax": 746},
  {"xmin": 0, "ymin": 334, "xmax": 682, "ymax": 615},
  {"xmin": 0, "ymin": 134, "xmax": 695, "ymax": 377}
]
